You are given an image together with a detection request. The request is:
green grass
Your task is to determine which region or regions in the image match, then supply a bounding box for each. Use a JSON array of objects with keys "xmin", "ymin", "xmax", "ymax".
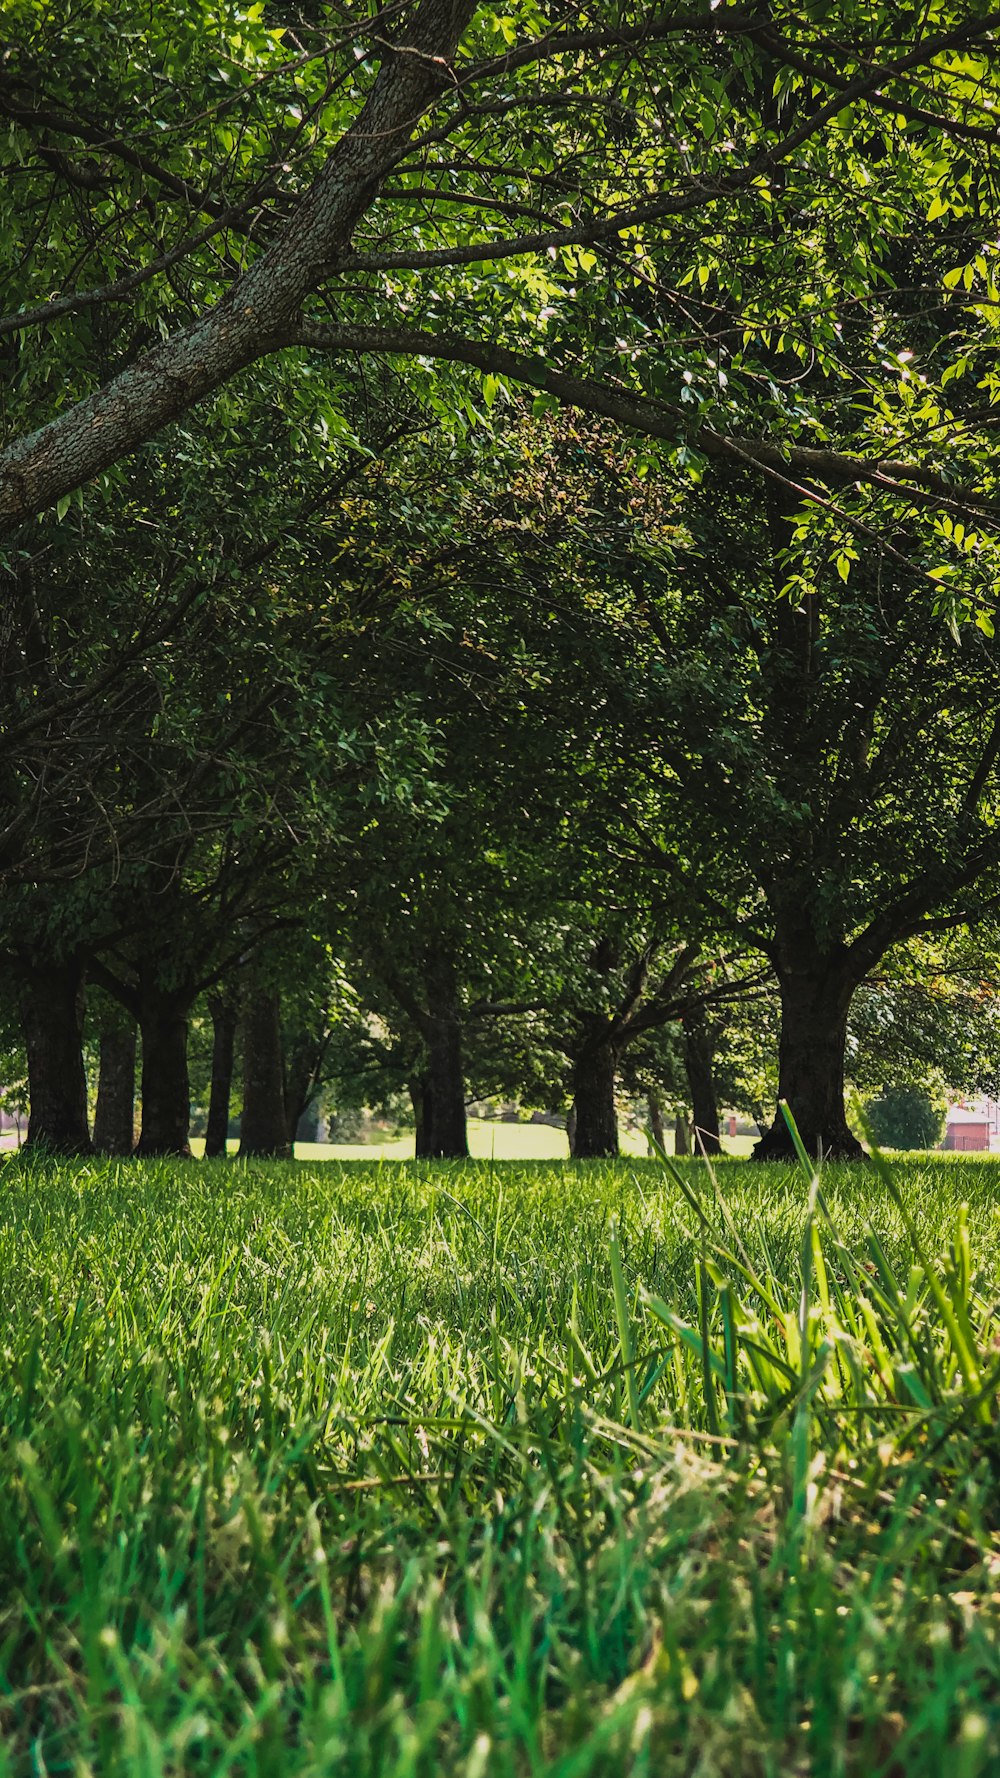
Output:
[{"xmin": 1, "ymin": 1151, "xmax": 1000, "ymax": 1775}]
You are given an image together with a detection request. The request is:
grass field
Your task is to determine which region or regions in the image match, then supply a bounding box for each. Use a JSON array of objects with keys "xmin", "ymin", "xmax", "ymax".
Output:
[
  {"xmin": 2, "ymin": 1150, "xmax": 1000, "ymax": 1774},
  {"xmin": 195, "ymin": 1118, "xmax": 757, "ymax": 1161}
]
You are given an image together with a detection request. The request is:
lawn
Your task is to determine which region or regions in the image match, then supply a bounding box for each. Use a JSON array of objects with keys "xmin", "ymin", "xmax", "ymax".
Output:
[
  {"xmin": 191, "ymin": 1118, "xmax": 611, "ymax": 1162},
  {"xmin": 2, "ymin": 1150, "xmax": 999, "ymax": 1774},
  {"xmin": 238, "ymin": 1118, "xmax": 756, "ymax": 1161}
]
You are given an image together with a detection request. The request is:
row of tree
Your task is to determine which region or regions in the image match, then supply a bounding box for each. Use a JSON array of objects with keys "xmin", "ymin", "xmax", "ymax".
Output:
[
  {"xmin": 2, "ymin": 2, "xmax": 1000, "ymax": 1159},
  {"xmin": 4, "ymin": 401, "xmax": 1000, "ymax": 1158},
  {"xmin": 6, "ymin": 880, "xmax": 995, "ymax": 1162}
]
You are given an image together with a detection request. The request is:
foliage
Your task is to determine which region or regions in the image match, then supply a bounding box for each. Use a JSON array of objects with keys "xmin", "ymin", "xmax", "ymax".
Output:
[
  {"xmin": 865, "ymin": 1083, "xmax": 947, "ymax": 1150},
  {"xmin": 3, "ymin": 0, "xmax": 1000, "ymax": 570},
  {"xmin": 849, "ymin": 935, "xmax": 1000, "ymax": 1101},
  {"xmin": 3, "ymin": 1150, "xmax": 1000, "ymax": 1773}
]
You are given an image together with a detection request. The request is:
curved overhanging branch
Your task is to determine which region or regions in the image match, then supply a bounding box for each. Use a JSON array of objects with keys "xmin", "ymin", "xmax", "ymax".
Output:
[
  {"xmin": 285, "ymin": 320, "xmax": 1000, "ymax": 523},
  {"xmin": 0, "ymin": 7, "xmax": 995, "ymax": 538},
  {"xmin": 0, "ymin": 0, "xmax": 477, "ymax": 539}
]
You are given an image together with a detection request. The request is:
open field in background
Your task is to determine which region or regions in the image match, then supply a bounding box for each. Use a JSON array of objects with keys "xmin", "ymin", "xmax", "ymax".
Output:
[
  {"xmin": 312, "ymin": 1122, "xmax": 759, "ymax": 1162},
  {"xmin": 2, "ymin": 1122, "xmax": 761, "ymax": 1162},
  {"xmin": 2, "ymin": 1152, "xmax": 1000, "ymax": 1774},
  {"xmin": 186, "ymin": 1119, "xmax": 759, "ymax": 1162}
]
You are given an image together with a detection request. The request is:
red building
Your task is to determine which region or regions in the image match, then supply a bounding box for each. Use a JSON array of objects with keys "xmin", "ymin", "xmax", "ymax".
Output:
[{"xmin": 942, "ymin": 1106, "xmax": 992, "ymax": 1151}]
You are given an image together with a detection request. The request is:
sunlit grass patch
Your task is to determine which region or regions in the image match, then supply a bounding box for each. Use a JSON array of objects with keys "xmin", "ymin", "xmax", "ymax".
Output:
[{"xmin": 0, "ymin": 1152, "xmax": 998, "ymax": 1773}]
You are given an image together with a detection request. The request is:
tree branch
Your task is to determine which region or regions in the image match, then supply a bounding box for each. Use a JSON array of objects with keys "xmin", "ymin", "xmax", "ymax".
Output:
[
  {"xmin": 288, "ymin": 321, "xmax": 999, "ymax": 521},
  {"xmin": 0, "ymin": 0, "xmax": 476, "ymax": 536}
]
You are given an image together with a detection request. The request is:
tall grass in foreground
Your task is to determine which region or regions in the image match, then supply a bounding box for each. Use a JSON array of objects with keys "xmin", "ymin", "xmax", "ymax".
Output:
[{"xmin": 0, "ymin": 1151, "xmax": 999, "ymax": 1775}]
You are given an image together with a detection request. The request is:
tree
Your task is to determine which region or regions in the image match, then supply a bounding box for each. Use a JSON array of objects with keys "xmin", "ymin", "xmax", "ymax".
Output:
[
  {"xmin": 204, "ymin": 987, "xmax": 240, "ymax": 1158},
  {"xmin": 309, "ymin": 403, "xmax": 779, "ymax": 1158},
  {"xmin": 90, "ymin": 996, "xmax": 138, "ymax": 1156},
  {"xmin": 554, "ymin": 450, "xmax": 1000, "ymax": 1157},
  {"xmin": 13, "ymin": 949, "xmax": 90, "ymax": 1154},
  {"xmin": 681, "ymin": 1007, "xmax": 723, "ymax": 1158},
  {"xmin": 236, "ymin": 934, "xmax": 354, "ymax": 1157},
  {"xmin": 0, "ymin": 368, "xmax": 439, "ymax": 1148},
  {"xmin": 866, "ymin": 1086, "xmax": 946, "ymax": 1151},
  {"xmin": 849, "ymin": 930, "xmax": 1000, "ymax": 1099},
  {"xmin": 239, "ymin": 981, "xmax": 292, "ymax": 1160},
  {"xmin": 2, "ymin": 3, "xmax": 997, "ymax": 549}
]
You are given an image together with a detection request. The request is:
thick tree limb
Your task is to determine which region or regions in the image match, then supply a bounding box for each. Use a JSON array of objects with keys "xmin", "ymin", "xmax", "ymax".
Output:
[
  {"xmin": 1, "ymin": 7, "xmax": 995, "ymax": 539},
  {"xmin": 0, "ymin": 0, "xmax": 475, "ymax": 537},
  {"xmin": 289, "ymin": 321, "xmax": 999, "ymax": 517}
]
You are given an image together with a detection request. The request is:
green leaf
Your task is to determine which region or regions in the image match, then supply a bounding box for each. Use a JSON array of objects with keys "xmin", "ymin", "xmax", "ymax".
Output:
[{"xmin": 609, "ymin": 1216, "xmax": 641, "ymax": 1431}]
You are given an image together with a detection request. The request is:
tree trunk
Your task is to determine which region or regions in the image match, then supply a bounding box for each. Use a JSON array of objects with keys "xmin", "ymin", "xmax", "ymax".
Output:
[
  {"xmin": 295, "ymin": 1100, "xmax": 322, "ymax": 1143},
  {"xmin": 684, "ymin": 1015, "xmax": 721, "ymax": 1156},
  {"xmin": 205, "ymin": 991, "xmax": 237, "ymax": 1158},
  {"xmin": 93, "ymin": 1023, "xmax": 137, "ymax": 1155},
  {"xmin": 753, "ymin": 960, "xmax": 863, "ymax": 1161},
  {"xmin": 647, "ymin": 1090, "xmax": 666, "ymax": 1153},
  {"xmin": 284, "ymin": 1030, "xmax": 329, "ymax": 1144},
  {"xmin": 566, "ymin": 1104, "xmax": 577, "ymax": 1157},
  {"xmin": 572, "ymin": 1037, "xmax": 619, "ymax": 1159},
  {"xmin": 239, "ymin": 987, "xmax": 290, "ymax": 1159},
  {"xmin": 135, "ymin": 987, "xmax": 192, "ymax": 1156},
  {"xmin": 674, "ymin": 1111, "xmax": 691, "ymax": 1156},
  {"xmin": 18, "ymin": 955, "xmax": 91, "ymax": 1153},
  {"xmin": 424, "ymin": 1019, "xmax": 468, "ymax": 1158},
  {"xmin": 410, "ymin": 1075, "xmax": 433, "ymax": 1159}
]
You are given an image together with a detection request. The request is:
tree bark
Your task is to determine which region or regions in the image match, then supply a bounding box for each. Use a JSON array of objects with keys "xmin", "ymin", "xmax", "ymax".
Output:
[
  {"xmin": 239, "ymin": 987, "xmax": 290, "ymax": 1159},
  {"xmin": 424, "ymin": 1018, "xmax": 468, "ymax": 1158},
  {"xmin": 674, "ymin": 1111, "xmax": 691, "ymax": 1156},
  {"xmin": 135, "ymin": 987, "xmax": 192, "ymax": 1156},
  {"xmin": 647, "ymin": 1089, "xmax": 666, "ymax": 1153},
  {"xmin": 684, "ymin": 1014, "xmax": 722, "ymax": 1156},
  {"xmin": 409, "ymin": 1075, "xmax": 433, "ymax": 1159},
  {"xmin": 17, "ymin": 954, "xmax": 91, "ymax": 1153},
  {"xmin": 406, "ymin": 940, "xmax": 469, "ymax": 1160},
  {"xmin": 572, "ymin": 1036, "xmax": 619, "ymax": 1159},
  {"xmin": 0, "ymin": 2, "xmax": 479, "ymax": 537},
  {"xmin": 566, "ymin": 1104, "xmax": 577, "ymax": 1157},
  {"xmin": 295, "ymin": 1100, "xmax": 322, "ymax": 1143},
  {"xmin": 93, "ymin": 1022, "xmax": 137, "ymax": 1155},
  {"xmin": 204, "ymin": 991, "xmax": 237, "ymax": 1158},
  {"xmin": 753, "ymin": 958, "xmax": 863, "ymax": 1161}
]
